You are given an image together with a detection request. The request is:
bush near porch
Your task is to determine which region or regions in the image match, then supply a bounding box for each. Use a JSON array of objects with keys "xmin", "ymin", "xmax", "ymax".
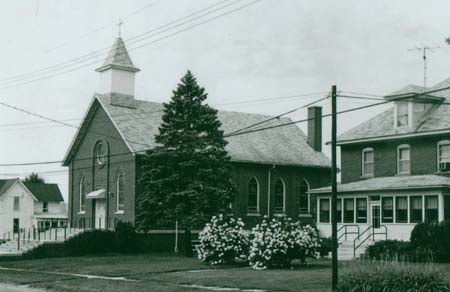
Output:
[{"xmin": 365, "ymin": 221, "xmax": 450, "ymax": 263}]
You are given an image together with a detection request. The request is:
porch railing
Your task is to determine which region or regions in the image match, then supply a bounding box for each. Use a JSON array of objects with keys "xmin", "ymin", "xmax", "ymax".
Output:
[
  {"xmin": 337, "ymin": 224, "xmax": 360, "ymax": 241},
  {"xmin": 353, "ymin": 225, "xmax": 387, "ymax": 258}
]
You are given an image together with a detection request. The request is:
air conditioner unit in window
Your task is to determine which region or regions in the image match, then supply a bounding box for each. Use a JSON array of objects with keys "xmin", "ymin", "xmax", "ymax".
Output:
[{"xmin": 439, "ymin": 162, "xmax": 450, "ymax": 171}]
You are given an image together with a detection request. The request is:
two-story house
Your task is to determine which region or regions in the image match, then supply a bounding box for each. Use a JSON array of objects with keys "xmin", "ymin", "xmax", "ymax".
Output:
[
  {"xmin": 62, "ymin": 37, "xmax": 331, "ymax": 230},
  {"xmin": 311, "ymin": 82, "xmax": 450, "ymax": 241},
  {"xmin": 0, "ymin": 178, "xmax": 67, "ymax": 236}
]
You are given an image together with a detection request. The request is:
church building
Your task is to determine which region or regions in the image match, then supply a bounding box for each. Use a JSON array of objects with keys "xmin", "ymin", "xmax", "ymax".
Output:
[{"xmin": 62, "ymin": 37, "xmax": 331, "ymax": 229}]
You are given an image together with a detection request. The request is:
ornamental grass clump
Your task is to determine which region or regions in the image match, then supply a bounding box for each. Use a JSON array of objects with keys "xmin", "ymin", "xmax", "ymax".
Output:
[
  {"xmin": 248, "ymin": 216, "xmax": 320, "ymax": 270},
  {"xmin": 338, "ymin": 260, "xmax": 450, "ymax": 292},
  {"xmin": 197, "ymin": 214, "xmax": 249, "ymax": 265}
]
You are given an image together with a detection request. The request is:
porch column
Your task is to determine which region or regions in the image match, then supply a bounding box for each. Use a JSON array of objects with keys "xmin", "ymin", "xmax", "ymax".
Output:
[{"xmin": 439, "ymin": 193, "xmax": 445, "ymax": 222}]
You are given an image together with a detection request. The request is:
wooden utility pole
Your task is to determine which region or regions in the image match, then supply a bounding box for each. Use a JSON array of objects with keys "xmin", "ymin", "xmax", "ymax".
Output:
[{"xmin": 331, "ymin": 85, "xmax": 338, "ymax": 291}]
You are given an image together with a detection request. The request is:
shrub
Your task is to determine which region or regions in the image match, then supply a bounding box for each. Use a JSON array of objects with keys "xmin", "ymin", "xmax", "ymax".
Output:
[
  {"xmin": 338, "ymin": 260, "xmax": 450, "ymax": 292},
  {"xmin": 365, "ymin": 240, "xmax": 434, "ymax": 262},
  {"xmin": 196, "ymin": 214, "xmax": 249, "ymax": 265},
  {"xmin": 410, "ymin": 221, "xmax": 450, "ymax": 262},
  {"xmin": 115, "ymin": 221, "xmax": 137, "ymax": 253},
  {"xmin": 318, "ymin": 237, "xmax": 332, "ymax": 257},
  {"xmin": 248, "ymin": 216, "xmax": 320, "ymax": 270}
]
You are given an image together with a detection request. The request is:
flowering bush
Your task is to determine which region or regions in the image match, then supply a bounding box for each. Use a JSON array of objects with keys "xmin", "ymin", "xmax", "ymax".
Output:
[
  {"xmin": 248, "ymin": 216, "xmax": 320, "ymax": 269},
  {"xmin": 196, "ymin": 214, "xmax": 249, "ymax": 265}
]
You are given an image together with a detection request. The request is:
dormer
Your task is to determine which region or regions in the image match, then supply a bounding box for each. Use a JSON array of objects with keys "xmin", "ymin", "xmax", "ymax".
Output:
[{"xmin": 384, "ymin": 85, "xmax": 445, "ymax": 129}]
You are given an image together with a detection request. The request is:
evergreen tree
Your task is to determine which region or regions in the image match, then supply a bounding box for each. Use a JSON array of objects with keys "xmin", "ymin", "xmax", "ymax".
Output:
[
  {"xmin": 23, "ymin": 172, "xmax": 45, "ymax": 183},
  {"xmin": 137, "ymin": 71, "xmax": 236, "ymax": 254}
]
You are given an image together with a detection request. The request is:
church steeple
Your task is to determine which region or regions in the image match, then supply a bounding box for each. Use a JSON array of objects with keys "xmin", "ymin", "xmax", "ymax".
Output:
[
  {"xmin": 95, "ymin": 37, "xmax": 140, "ymax": 74},
  {"xmin": 95, "ymin": 36, "xmax": 140, "ymax": 106}
]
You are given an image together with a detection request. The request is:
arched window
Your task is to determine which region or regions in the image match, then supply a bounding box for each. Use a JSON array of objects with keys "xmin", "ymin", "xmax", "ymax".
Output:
[
  {"xmin": 94, "ymin": 140, "xmax": 108, "ymax": 167},
  {"xmin": 298, "ymin": 179, "xmax": 310, "ymax": 214},
  {"xmin": 79, "ymin": 176, "xmax": 86, "ymax": 212},
  {"xmin": 247, "ymin": 177, "xmax": 259, "ymax": 213},
  {"xmin": 116, "ymin": 172, "xmax": 125, "ymax": 213},
  {"xmin": 274, "ymin": 178, "xmax": 285, "ymax": 213}
]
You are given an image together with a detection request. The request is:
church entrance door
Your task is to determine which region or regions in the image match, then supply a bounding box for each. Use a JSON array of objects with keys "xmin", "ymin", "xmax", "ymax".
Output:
[{"xmin": 94, "ymin": 200, "xmax": 106, "ymax": 229}]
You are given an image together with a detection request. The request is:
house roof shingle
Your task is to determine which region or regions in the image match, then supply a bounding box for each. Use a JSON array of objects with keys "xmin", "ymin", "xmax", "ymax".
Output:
[
  {"xmin": 23, "ymin": 183, "xmax": 64, "ymax": 202},
  {"xmin": 310, "ymin": 174, "xmax": 450, "ymax": 193},
  {"xmin": 337, "ymin": 78, "xmax": 450, "ymax": 144},
  {"xmin": 0, "ymin": 179, "xmax": 18, "ymax": 196}
]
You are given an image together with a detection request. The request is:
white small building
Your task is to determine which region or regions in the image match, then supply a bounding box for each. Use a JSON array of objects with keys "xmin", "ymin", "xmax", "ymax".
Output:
[{"xmin": 0, "ymin": 179, "xmax": 67, "ymax": 237}]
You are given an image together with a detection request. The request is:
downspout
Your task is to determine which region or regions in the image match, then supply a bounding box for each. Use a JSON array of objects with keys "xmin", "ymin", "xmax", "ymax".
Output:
[
  {"xmin": 267, "ymin": 165, "xmax": 275, "ymax": 218},
  {"xmin": 70, "ymin": 162, "xmax": 74, "ymax": 227}
]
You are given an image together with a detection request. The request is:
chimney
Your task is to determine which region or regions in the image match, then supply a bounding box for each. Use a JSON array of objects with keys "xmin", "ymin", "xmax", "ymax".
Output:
[
  {"xmin": 95, "ymin": 37, "xmax": 140, "ymax": 107},
  {"xmin": 307, "ymin": 106, "xmax": 322, "ymax": 152}
]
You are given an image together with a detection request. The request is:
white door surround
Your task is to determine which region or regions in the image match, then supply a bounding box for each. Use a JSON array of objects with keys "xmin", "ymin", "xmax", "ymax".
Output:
[{"xmin": 94, "ymin": 199, "xmax": 106, "ymax": 229}]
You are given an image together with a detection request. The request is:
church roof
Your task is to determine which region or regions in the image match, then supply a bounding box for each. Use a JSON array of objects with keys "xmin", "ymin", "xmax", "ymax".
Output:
[
  {"xmin": 63, "ymin": 94, "xmax": 331, "ymax": 168},
  {"xmin": 337, "ymin": 78, "xmax": 450, "ymax": 144},
  {"xmin": 95, "ymin": 37, "xmax": 140, "ymax": 73}
]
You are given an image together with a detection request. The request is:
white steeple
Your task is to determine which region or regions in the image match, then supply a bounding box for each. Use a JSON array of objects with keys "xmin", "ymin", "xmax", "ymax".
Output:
[{"xmin": 95, "ymin": 37, "xmax": 140, "ymax": 106}]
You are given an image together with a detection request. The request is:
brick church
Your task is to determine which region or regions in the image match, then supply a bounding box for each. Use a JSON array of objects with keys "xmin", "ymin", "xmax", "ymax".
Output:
[{"xmin": 63, "ymin": 37, "xmax": 331, "ymax": 229}]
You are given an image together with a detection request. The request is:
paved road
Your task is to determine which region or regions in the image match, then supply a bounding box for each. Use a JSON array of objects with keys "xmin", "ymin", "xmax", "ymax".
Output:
[{"xmin": 0, "ymin": 284, "xmax": 46, "ymax": 292}]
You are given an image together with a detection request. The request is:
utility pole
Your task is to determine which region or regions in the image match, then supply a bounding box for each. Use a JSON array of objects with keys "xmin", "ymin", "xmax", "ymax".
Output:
[{"xmin": 331, "ymin": 85, "xmax": 338, "ymax": 291}]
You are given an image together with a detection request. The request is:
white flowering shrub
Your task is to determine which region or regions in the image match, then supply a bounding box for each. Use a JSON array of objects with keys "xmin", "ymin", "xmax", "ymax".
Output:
[
  {"xmin": 248, "ymin": 216, "xmax": 321, "ymax": 269},
  {"xmin": 197, "ymin": 214, "xmax": 249, "ymax": 265}
]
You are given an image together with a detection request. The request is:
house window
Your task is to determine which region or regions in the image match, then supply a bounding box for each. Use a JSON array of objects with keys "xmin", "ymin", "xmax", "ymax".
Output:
[
  {"xmin": 319, "ymin": 198, "xmax": 330, "ymax": 223},
  {"xmin": 356, "ymin": 198, "xmax": 367, "ymax": 223},
  {"xmin": 116, "ymin": 172, "xmax": 125, "ymax": 213},
  {"xmin": 425, "ymin": 196, "xmax": 438, "ymax": 223},
  {"xmin": 397, "ymin": 145, "xmax": 410, "ymax": 174},
  {"xmin": 437, "ymin": 141, "xmax": 450, "ymax": 171},
  {"xmin": 42, "ymin": 202, "xmax": 48, "ymax": 213},
  {"xmin": 381, "ymin": 197, "xmax": 393, "ymax": 223},
  {"xmin": 362, "ymin": 148, "xmax": 374, "ymax": 177},
  {"xmin": 274, "ymin": 178, "xmax": 285, "ymax": 213},
  {"xmin": 13, "ymin": 197, "xmax": 20, "ymax": 211},
  {"xmin": 344, "ymin": 198, "xmax": 354, "ymax": 223},
  {"xmin": 410, "ymin": 196, "xmax": 423, "ymax": 223},
  {"xmin": 298, "ymin": 180, "xmax": 309, "ymax": 214},
  {"xmin": 79, "ymin": 176, "xmax": 86, "ymax": 212},
  {"xmin": 248, "ymin": 177, "xmax": 259, "ymax": 213},
  {"xmin": 336, "ymin": 198, "xmax": 342, "ymax": 223},
  {"xmin": 396, "ymin": 196, "xmax": 408, "ymax": 223},
  {"xmin": 396, "ymin": 102, "xmax": 409, "ymax": 127}
]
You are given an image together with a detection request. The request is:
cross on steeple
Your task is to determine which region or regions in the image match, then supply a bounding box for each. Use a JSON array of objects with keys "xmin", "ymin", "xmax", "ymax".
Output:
[{"xmin": 117, "ymin": 19, "xmax": 123, "ymax": 37}]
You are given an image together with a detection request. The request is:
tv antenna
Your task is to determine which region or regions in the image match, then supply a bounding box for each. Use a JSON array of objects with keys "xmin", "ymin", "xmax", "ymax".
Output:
[{"xmin": 409, "ymin": 44, "xmax": 440, "ymax": 90}]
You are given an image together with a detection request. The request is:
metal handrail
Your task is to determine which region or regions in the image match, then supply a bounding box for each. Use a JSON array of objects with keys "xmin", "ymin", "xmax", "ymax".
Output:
[
  {"xmin": 337, "ymin": 224, "xmax": 360, "ymax": 241},
  {"xmin": 353, "ymin": 225, "xmax": 388, "ymax": 258}
]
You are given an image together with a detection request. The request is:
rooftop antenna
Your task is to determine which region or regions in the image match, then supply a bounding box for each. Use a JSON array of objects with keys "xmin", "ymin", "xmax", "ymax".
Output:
[
  {"xmin": 409, "ymin": 44, "xmax": 440, "ymax": 91},
  {"xmin": 117, "ymin": 19, "xmax": 123, "ymax": 37}
]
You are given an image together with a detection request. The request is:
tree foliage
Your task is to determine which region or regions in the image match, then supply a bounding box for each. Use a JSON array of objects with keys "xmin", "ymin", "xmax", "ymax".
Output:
[
  {"xmin": 23, "ymin": 172, "xmax": 45, "ymax": 183},
  {"xmin": 136, "ymin": 71, "xmax": 236, "ymax": 231}
]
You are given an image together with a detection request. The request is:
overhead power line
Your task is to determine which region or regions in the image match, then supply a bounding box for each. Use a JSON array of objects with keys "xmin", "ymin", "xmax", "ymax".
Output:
[
  {"xmin": 0, "ymin": 0, "xmax": 259, "ymax": 88},
  {"xmin": 2, "ymin": 85, "xmax": 450, "ymax": 168}
]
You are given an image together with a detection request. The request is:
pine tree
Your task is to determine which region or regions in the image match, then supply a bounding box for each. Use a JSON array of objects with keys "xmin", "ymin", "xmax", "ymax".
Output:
[
  {"xmin": 23, "ymin": 172, "xmax": 45, "ymax": 183},
  {"xmin": 137, "ymin": 71, "xmax": 236, "ymax": 254}
]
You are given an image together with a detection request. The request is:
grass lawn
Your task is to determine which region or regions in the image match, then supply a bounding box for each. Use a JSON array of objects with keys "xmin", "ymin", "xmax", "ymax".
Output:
[{"xmin": 0, "ymin": 253, "xmax": 332, "ymax": 292}]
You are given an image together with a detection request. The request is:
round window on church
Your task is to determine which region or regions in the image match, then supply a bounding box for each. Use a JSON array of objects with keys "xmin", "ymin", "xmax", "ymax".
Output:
[{"xmin": 95, "ymin": 142, "xmax": 108, "ymax": 166}]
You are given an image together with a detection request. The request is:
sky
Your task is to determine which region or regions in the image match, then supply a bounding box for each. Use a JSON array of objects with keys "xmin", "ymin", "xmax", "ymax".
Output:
[{"xmin": 0, "ymin": 0, "xmax": 450, "ymax": 199}]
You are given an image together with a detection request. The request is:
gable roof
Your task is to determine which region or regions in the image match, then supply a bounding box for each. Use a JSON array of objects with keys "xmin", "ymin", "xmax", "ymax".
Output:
[
  {"xmin": 23, "ymin": 183, "xmax": 64, "ymax": 202},
  {"xmin": 0, "ymin": 179, "xmax": 19, "ymax": 197},
  {"xmin": 63, "ymin": 94, "xmax": 331, "ymax": 168},
  {"xmin": 337, "ymin": 78, "xmax": 450, "ymax": 144},
  {"xmin": 310, "ymin": 174, "xmax": 450, "ymax": 194}
]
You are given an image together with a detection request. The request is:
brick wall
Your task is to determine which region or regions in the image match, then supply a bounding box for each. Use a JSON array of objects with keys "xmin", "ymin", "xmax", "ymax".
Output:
[
  {"xmin": 341, "ymin": 134, "xmax": 450, "ymax": 183},
  {"xmin": 69, "ymin": 102, "xmax": 136, "ymax": 227}
]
